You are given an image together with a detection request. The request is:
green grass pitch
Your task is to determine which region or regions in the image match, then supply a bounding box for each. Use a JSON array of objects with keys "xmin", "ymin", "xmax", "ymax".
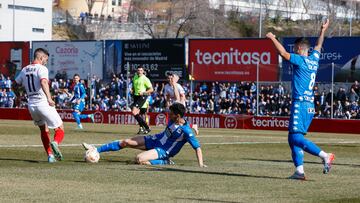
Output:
[{"xmin": 0, "ymin": 120, "xmax": 359, "ymax": 202}]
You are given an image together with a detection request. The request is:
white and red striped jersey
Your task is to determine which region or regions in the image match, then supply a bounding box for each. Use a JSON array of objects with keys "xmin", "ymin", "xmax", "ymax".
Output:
[{"xmin": 15, "ymin": 63, "xmax": 49, "ymax": 106}]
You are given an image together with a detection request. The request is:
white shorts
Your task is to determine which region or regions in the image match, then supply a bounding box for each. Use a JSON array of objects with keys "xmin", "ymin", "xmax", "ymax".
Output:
[{"xmin": 28, "ymin": 105, "xmax": 63, "ymax": 129}]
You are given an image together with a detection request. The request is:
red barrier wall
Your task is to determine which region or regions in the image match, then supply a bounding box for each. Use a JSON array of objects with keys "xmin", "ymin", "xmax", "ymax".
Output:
[{"xmin": 1, "ymin": 108, "xmax": 360, "ymax": 134}]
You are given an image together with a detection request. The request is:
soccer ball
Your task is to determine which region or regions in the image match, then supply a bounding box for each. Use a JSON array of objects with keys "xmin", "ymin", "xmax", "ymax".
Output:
[{"xmin": 84, "ymin": 148, "xmax": 100, "ymax": 163}]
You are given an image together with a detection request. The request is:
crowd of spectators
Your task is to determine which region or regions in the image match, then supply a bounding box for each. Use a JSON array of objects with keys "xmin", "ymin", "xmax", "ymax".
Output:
[{"xmin": 2, "ymin": 72, "xmax": 360, "ymax": 120}]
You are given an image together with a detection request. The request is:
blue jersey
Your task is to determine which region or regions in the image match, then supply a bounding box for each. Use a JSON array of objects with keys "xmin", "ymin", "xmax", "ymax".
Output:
[
  {"xmin": 289, "ymin": 50, "xmax": 320, "ymax": 102},
  {"xmin": 71, "ymin": 82, "xmax": 86, "ymax": 102},
  {"xmin": 152, "ymin": 121, "xmax": 200, "ymax": 157}
]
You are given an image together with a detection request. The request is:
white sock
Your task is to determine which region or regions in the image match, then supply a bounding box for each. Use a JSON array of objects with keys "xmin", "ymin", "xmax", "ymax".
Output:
[
  {"xmin": 318, "ymin": 151, "xmax": 328, "ymax": 161},
  {"xmin": 296, "ymin": 165, "xmax": 304, "ymax": 174}
]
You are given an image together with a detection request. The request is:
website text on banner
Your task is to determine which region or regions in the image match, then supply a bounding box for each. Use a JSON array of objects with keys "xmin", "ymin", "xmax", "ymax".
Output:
[
  {"xmin": 2, "ymin": 108, "xmax": 360, "ymax": 134},
  {"xmin": 188, "ymin": 39, "xmax": 279, "ymax": 82}
]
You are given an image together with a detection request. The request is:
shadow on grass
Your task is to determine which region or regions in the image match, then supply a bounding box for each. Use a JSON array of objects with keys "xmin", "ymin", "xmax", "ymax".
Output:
[
  {"xmin": 242, "ymin": 158, "xmax": 360, "ymax": 168},
  {"xmin": 136, "ymin": 166, "xmax": 293, "ymax": 181},
  {"xmin": 0, "ymin": 157, "xmax": 43, "ymax": 163},
  {"xmin": 176, "ymin": 197, "xmax": 243, "ymax": 203}
]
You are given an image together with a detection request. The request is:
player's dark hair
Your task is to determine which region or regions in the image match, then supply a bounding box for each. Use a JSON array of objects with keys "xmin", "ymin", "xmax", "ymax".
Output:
[
  {"xmin": 73, "ymin": 73, "xmax": 80, "ymax": 78},
  {"xmin": 33, "ymin": 48, "xmax": 49, "ymax": 59},
  {"xmin": 170, "ymin": 103, "xmax": 186, "ymax": 118},
  {"xmin": 294, "ymin": 37, "xmax": 310, "ymax": 49}
]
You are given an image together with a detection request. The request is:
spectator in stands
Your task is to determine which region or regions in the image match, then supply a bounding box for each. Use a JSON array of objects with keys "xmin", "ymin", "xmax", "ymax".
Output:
[
  {"xmin": 5, "ymin": 77, "xmax": 12, "ymax": 89},
  {"xmin": 348, "ymin": 88, "xmax": 359, "ymax": 103},
  {"xmin": 6, "ymin": 88, "xmax": 16, "ymax": 108}
]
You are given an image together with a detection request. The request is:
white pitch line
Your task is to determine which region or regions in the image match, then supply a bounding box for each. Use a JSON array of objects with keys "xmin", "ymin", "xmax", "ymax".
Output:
[{"xmin": 0, "ymin": 141, "xmax": 359, "ymax": 148}]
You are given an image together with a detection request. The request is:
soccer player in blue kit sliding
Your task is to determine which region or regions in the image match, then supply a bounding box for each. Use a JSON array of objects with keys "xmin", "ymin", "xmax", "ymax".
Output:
[
  {"xmin": 82, "ymin": 103, "xmax": 206, "ymax": 167},
  {"xmin": 266, "ymin": 19, "xmax": 334, "ymax": 180}
]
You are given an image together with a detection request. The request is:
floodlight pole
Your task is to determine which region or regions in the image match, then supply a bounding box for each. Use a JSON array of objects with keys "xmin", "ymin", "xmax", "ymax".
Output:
[
  {"xmin": 331, "ymin": 62, "xmax": 334, "ymax": 119},
  {"xmin": 256, "ymin": 63, "xmax": 259, "ymax": 116},
  {"xmin": 12, "ymin": 0, "xmax": 15, "ymax": 41},
  {"xmin": 259, "ymin": 0, "xmax": 262, "ymax": 38},
  {"xmin": 126, "ymin": 62, "xmax": 130, "ymax": 110},
  {"xmin": 190, "ymin": 62, "xmax": 194, "ymax": 113}
]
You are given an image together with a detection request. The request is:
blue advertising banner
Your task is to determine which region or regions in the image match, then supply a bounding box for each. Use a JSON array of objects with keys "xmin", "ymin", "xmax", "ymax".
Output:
[
  {"xmin": 281, "ymin": 37, "xmax": 360, "ymax": 82},
  {"xmin": 104, "ymin": 40, "xmax": 122, "ymax": 81}
]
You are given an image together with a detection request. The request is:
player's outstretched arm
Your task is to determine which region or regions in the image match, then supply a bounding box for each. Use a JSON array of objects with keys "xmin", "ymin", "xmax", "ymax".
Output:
[
  {"xmin": 266, "ymin": 32, "xmax": 290, "ymax": 61},
  {"xmin": 314, "ymin": 19, "xmax": 329, "ymax": 52},
  {"xmin": 195, "ymin": 147, "xmax": 207, "ymax": 167}
]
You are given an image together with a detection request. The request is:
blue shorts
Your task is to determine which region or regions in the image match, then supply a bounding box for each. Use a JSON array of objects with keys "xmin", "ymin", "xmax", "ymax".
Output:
[
  {"xmin": 288, "ymin": 100, "xmax": 315, "ymax": 134},
  {"xmin": 73, "ymin": 101, "xmax": 85, "ymax": 112},
  {"xmin": 144, "ymin": 135, "xmax": 169, "ymax": 159}
]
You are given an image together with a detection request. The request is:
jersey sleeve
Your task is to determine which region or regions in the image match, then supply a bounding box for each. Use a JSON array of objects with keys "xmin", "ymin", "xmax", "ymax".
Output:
[
  {"xmin": 144, "ymin": 77, "xmax": 153, "ymax": 89},
  {"xmin": 184, "ymin": 128, "xmax": 201, "ymax": 149},
  {"xmin": 289, "ymin": 54, "xmax": 303, "ymax": 67},
  {"xmin": 80, "ymin": 84, "xmax": 86, "ymax": 99},
  {"xmin": 309, "ymin": 50, "xmax": 321, "ymax": 62},
  {"xmin": 38, "ymin": 66, "xmax": 49, "ymax": 81}
]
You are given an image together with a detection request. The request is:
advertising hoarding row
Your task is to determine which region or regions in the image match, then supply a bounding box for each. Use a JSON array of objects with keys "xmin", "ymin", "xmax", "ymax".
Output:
[
  {"xmin": 1, "ymin": 37, "xmax": 359, "ymax": 82},
  {"xmin": 1, "ymin": 108, "xmax": 360, "ymax": 134}
]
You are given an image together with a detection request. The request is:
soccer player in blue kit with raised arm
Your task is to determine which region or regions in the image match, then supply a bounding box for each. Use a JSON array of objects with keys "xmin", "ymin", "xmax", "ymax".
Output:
[
  {"xmin": 266, "ymin": 19, "xmax": 334, "ymax": 180},
  {"xmin": 70, "ymin": 74, "xmax": 94, "ymax": 129},
  {"xmin": 82, "ymin": 103, "xmax": 206, "ymax": 167}
]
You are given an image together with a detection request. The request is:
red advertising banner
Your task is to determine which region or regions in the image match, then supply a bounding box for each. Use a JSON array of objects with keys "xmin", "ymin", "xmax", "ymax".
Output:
[
  {"xmin": 0, "ymin": 42, "xmax": 30, "ymax": 77},
  {"xmin": 188, "ymin": 39, "xmax": 279, "ymax": 82},
  {"xmin": 1, "ymin": 108, "xmax": 360, "ymax": 134}
]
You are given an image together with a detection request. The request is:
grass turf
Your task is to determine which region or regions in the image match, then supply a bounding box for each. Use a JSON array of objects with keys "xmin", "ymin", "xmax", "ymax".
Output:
[{"xmin": 0, "ymin": 119, "xmax": 359, "ymax": 202}]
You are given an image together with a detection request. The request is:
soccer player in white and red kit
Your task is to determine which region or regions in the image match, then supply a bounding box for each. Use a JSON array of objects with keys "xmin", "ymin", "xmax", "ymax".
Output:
[
  {"xmin": 15, "ymin": 48, "xmax": 65, "ymax": 163},
  {"xmin": 164, "ymin": 73, "xmax": 198, "ymax": 135}
]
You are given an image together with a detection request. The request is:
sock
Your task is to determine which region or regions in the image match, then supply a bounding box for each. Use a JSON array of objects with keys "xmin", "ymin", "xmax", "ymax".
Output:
[
  {"xmin": 296, "ymin": 165, "xmax": 304, "ymax": 174},
  {"xmin": 72, "ymin": 112, "xmax": 81, "ymax": 125},
  {"xmin": 149, "ymin": 159, "xmax": 168, "ymax": 165},
  {"xmin": 318, "ymin": 151, "xmax": 328, "ymax": 161},
  {"xmin": 54, "ymin": 128, "xmax": 65, "ymax": 145},
  {"xmin": 97, "ymin": 141, "xmax": 122, "ymax": 153},
  {"xmin": 40, "ymin": 129, "xmax": 52, "ymax": 155},
  {"xmin": 134, "ymin": 114, "xmax": 150, "ymax": 130}
]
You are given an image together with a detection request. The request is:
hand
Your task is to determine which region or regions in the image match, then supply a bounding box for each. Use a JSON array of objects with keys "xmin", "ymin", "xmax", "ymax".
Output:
[
  {"xmin": 48, "ymin": 98, "xmax": 55, "ymax": 106},
  {"xmin": 321, "ymin": 18, "xmax": 329, "ymax": 31},
  {"xmin": 266, "ymin": 32, "xmax": 276, "ymax": 39}
]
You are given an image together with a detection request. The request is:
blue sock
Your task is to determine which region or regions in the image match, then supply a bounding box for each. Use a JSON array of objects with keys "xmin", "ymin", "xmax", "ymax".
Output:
[
  {"xmin": 72, "ymin": 112, "xmax": 81, "ymax": 125},
  {"xmin": 149, "ymin": 159, "xmax": 168, "ymax": 165},
  {"xmin": 79, "ymin": 114, "xmax": 88, "ymax": 119},
  {"xmin": 288, "ymin": 133, "xmax": 321, "ymax": 157},
  {"xmin": 97, "ymin": 141, "xmax": 122, "ymax": 153}
]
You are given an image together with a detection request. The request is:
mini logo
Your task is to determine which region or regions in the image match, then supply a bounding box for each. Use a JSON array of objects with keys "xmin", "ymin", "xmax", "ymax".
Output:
[
  {"xmin": 93, "ymin": 111, "xmax": 104, "ymax": 123},
  {"xmin": 224, "ymin": 116, "xmax": 237, "ymax": 129},
  {"xmin": 156, "ymin": 113, "xmax": 167, "ymax": 126}
]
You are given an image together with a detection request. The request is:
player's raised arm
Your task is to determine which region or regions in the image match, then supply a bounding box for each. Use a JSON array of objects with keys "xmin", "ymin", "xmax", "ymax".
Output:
[
  {"xmin": 266, "ymin": 32, "xmax": 290, "ymax": 61},
  {"xmin": 314, "ymin": 19, "xmax": 329, "ymax": 52}
]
